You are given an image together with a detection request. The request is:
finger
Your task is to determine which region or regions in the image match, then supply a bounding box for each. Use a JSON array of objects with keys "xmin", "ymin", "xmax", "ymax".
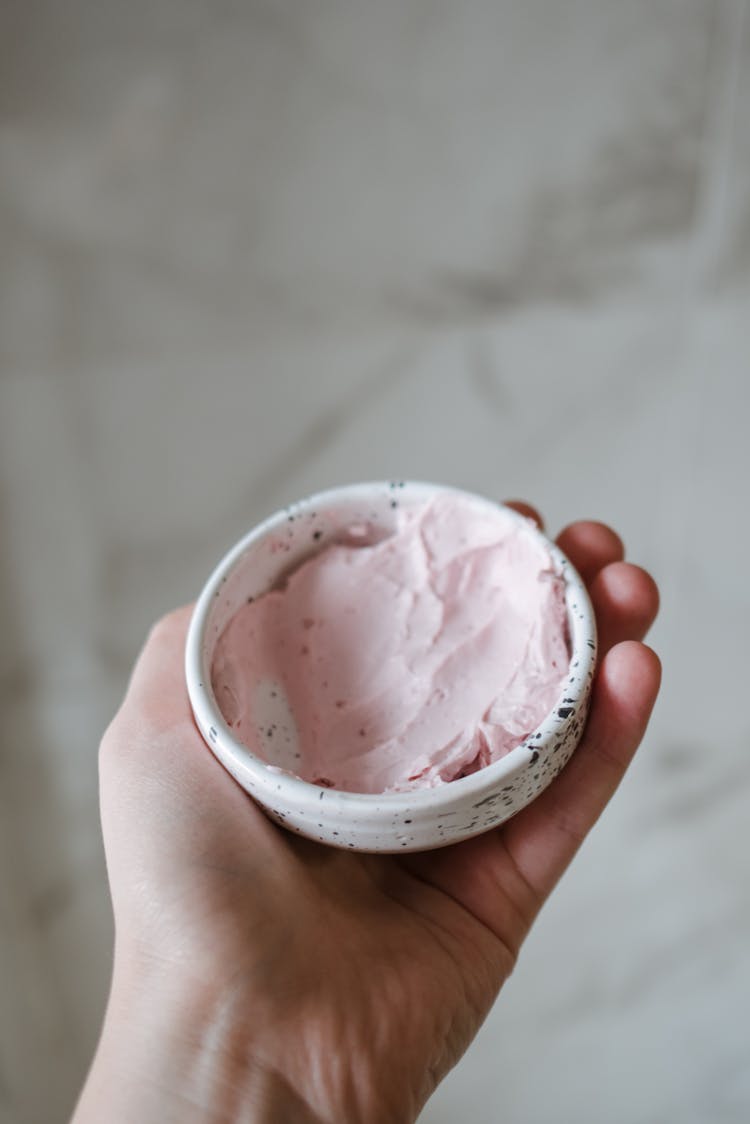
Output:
[
  {"xmin": 504, "ymin": 500, "xmax": 544, "ymax": 530},
  {"xmin": 589, "ymin": 562, "xmax": 660, "ymax": 655},
  {"xmin": 501, "ymin": 641, "xmax": 662, "ymax": 904},
  {"xmin": 556, "ymin": 521, "xmax": 624, "ymax": 586},
  {"xmin": 399, "ymin": 641, "xmax": 660, "ymax": 956}
]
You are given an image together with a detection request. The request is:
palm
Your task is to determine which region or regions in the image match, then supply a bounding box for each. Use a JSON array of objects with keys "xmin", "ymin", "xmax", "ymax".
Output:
[{"xmin": 100, "ymin": 512, "xmax": 660, "ymax": 1122}]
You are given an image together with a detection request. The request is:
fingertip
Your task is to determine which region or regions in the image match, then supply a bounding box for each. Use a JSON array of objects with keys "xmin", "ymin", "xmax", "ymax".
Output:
[
  {"xmin": 556, "ymin": 521, "xmax": 625, "ymax": 584},
  {"xmin": 640, "ymin": 642, "xmax": 662, "ymax": 676},
  {"xmin": 612, "ymin": 639, "xmax": 662, "ymax": 685},
  {"xmin": 597, "ymin": 640, "xmax": 662, "ymax": 724},
  {"xmin": 589, "ymin": 562, "xmax": 660, "ymax": 652},
  {"xmin": 631, "ymin": 565, "xmax": 660, "ymax": 620},
  {"xmin": 558, "ymin": 520, "xmax": 624, "ymax": 553},
  {"xmin": 504, "ymin": 500, "xmax": 545, "ymax": 529}
]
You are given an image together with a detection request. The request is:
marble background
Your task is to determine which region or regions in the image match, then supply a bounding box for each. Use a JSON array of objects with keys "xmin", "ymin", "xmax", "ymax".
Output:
[{"xmin": 1, "ymin": 2, "xmax": 749, "ymax": 1121}]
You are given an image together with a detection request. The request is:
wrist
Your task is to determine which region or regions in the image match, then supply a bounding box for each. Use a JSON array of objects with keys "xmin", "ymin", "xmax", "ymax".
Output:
[{"xmin": 72, "ymin": 945, "xmax": 324, "ymax": 1124}]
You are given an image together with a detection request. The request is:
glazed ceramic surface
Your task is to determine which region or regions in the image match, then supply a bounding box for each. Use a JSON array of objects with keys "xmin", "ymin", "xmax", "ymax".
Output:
[{"xmin": 185, "ymin": 482, "xmax": 597, "ymax": 852}]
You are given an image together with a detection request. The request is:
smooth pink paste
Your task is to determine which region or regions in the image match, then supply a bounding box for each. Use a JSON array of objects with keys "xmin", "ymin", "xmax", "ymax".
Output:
[{"xmin": 211, "ymin": 495, "xmax": 570, "ymax": 794}]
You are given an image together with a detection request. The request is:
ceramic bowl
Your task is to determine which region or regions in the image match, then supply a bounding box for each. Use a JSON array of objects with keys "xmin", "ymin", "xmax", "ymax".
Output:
[{"xmin": 185, "ymin": 481, "xmax": 597, "ymax": 853}]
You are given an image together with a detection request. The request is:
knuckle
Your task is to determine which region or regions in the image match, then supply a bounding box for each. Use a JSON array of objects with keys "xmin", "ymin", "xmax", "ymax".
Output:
[
  {"xmin": 147, "ymin": 609, "xmax": 178, "ymax": 645},
  {"xmin": 146, "ymin": 604, "xmax": 193, "ymax": 646},
  {"xmin": 98, "ymin": 712, "xmax": 123, "ymax": 772}
]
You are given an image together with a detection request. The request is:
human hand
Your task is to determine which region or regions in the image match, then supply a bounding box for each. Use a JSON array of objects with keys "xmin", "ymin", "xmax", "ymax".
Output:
[{"xmin": 73, "ymin": 507, "xmax": 660, "ymax": 1124}]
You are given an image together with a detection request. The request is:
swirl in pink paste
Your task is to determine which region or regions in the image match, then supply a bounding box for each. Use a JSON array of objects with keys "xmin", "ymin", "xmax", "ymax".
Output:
[{"xmin": 211, "ymin": 495, "xmax": 569, "ymax": 794}]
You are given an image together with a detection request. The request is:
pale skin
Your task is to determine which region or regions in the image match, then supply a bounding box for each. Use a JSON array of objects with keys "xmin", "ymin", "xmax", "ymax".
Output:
[{"xmin": 73, "ymin": 506, "xmax": 661, "ymax": 1124}]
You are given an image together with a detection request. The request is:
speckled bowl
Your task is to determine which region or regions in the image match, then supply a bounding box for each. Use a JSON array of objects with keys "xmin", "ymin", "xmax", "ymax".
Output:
[{"xmin": 185, "ymin": 481, "xmax": 597, "ymax": 853}]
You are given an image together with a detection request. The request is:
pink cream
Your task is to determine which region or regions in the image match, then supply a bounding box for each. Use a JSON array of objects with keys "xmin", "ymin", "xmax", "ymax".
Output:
[{"xmin": 211, "ymin": 495, "xmax": 570, "ymax": 794}]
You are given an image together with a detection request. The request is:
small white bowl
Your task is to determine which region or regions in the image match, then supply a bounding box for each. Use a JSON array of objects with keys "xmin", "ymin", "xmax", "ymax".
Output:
[{"xmin": 185, "ymin": 481, "xmax": 597, "ymax": 853}]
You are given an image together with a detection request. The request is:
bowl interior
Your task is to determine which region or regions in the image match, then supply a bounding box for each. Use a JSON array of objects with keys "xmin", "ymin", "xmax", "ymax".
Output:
[{"xmin": 192, "ymin": 481, "xmax": 595, "ymax": 795}]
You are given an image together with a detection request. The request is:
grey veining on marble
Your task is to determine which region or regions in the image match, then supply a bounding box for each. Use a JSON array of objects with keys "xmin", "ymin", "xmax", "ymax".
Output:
[{"xmin": 1, "ymin": 2, "xmax": 749, "ymax": 1122}]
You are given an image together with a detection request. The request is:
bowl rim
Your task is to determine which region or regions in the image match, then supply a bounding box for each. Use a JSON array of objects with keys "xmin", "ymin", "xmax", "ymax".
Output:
[{"xmin": 185, "ymin": 480, "xmax": 597, "ymax": 812}]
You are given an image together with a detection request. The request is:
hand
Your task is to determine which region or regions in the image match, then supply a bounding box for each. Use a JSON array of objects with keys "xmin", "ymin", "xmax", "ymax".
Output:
[{"xmin": 73, "ymin": 508, "xmax": 660, "ymax": 1124}]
